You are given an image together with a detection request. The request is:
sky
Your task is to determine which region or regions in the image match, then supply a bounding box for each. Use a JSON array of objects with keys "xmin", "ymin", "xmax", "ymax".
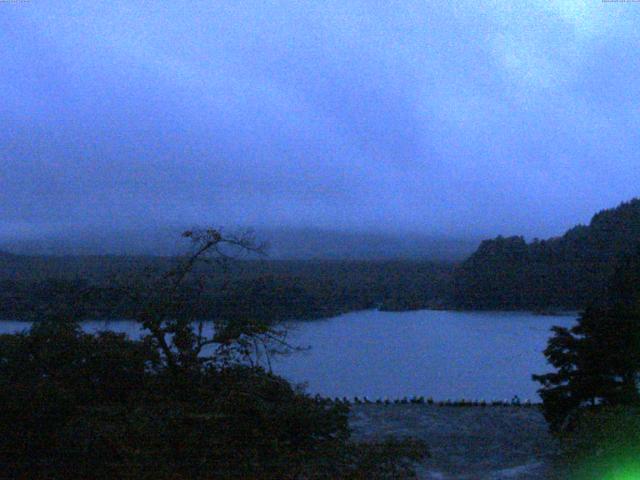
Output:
[{"xmin": 1, "ymin": 1, "xmax": 640, "ymax": 243}]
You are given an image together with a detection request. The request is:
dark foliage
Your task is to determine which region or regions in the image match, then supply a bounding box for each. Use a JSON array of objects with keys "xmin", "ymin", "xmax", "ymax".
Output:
[
  {"xmin": 0, "ymin": 258, "xmax": 453, "ymax": 322},
  {"xmin": 0, "ymin": 230, "xmax": 427, "ymax": 479},
  {"xmin": 0, "ymin": 322, "xmax": 427, "ymax": 479},
  {"xmin": 533, "ymin": 255, "xmax": 640, "ymax": 432},
  {"xmin": 453, "ymin": 198, "xmax": 640, "ymax": 309}
]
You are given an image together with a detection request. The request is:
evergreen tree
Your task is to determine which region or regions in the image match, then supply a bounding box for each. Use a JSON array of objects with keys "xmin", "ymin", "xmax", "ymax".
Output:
[{"xmin": 533, "ymin": 253, "xmax": 640, "ymax": 431}]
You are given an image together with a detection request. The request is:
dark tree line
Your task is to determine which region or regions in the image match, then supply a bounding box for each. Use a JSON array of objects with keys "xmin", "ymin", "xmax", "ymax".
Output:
[
  {"xmin": 452, "ymin": 198, "xmax": 640, "ymax": 310},
  {"xmin": 3, "ymin": 198, "xmax": 640, "ymax": 319},
  {"xmin": 0, "ymin": 257, "xmax": 453, "ymax": 322}
]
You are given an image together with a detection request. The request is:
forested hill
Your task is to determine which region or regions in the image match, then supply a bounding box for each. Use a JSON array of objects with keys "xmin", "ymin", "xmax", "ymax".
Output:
[
  {"xmin": 4, "ymin": 198, "xmax": 640, "ymax": 319},
  {"xmin": 0, "ymin": 255, "xmax": 453, "ymax": 321},
  {"xmin": 452, "ymin": 198, "xmax": 640, "ymax": 310}
]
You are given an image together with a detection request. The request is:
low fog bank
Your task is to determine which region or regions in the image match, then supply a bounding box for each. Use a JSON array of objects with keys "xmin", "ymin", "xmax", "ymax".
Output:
[{"xmin": 0, "ymin": 226, "xmax": 479, "ymax": 262}]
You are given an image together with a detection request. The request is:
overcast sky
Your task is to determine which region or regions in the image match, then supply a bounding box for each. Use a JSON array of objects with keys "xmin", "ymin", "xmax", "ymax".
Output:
[{"xmin": 1, "ymin": 1, "xmax": 639, "ymax": 242}]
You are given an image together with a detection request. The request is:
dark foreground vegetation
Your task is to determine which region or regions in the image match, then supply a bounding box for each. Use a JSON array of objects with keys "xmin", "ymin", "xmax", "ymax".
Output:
[
  {"xmin": 0, "ymin": 320, "xmax": 426, "ymax": 479},
  {"xmin": 533, "ymin": 251, "xmax": 640, "ymax": 478},
  {"xmin": 0, "ymin": 230, "xmax": 426, "ymax": 479}
]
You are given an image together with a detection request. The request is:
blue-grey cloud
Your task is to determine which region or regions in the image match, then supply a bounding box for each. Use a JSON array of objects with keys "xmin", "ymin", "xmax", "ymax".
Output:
[{"xmin": 1, "ymin": 0, "xmax": 639, "ymax": 242}]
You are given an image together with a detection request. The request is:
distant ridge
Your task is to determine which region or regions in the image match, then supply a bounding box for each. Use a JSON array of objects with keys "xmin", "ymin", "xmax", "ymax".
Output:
[
  {"xmin": 452, "ymin": 198, "xmax": 640, "ymax": 310},
  {"xmin": 0, "ymin": 250, "xmax": 19, "ymax": 261},
  {"xmin": 0, "ymin": 227, "xmax": 478, "ymax": 262},
  {"xmin": 259, "ymin": 228, "xmax": 478, "ymax": 262}
]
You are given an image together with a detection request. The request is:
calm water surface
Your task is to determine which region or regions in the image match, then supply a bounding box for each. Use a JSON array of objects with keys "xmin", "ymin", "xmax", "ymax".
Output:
[
  {"xmin": 0, "ymin": 310, "xmax": 576, "ymax": 401},
  {"xmin": 278, "ymin": 310, "xmax": 576, "ymax": 401}
]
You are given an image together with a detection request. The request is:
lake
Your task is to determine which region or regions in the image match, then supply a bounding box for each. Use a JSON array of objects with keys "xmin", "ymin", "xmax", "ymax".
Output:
[{"xmin": 0, "ymin": 310, "xmax": 576, "ymax": 401}]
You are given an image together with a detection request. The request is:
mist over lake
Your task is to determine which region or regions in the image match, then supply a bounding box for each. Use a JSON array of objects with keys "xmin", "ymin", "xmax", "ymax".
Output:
[{"xmin": 1, "ymin": 310, "xmax": 575, "ymax": 401}]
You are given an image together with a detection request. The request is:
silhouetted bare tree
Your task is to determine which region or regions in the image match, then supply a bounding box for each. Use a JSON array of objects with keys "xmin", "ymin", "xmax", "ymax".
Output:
[{"xmin": 124, "ymin": 228, "xmax": 295, "ymax": 372}]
